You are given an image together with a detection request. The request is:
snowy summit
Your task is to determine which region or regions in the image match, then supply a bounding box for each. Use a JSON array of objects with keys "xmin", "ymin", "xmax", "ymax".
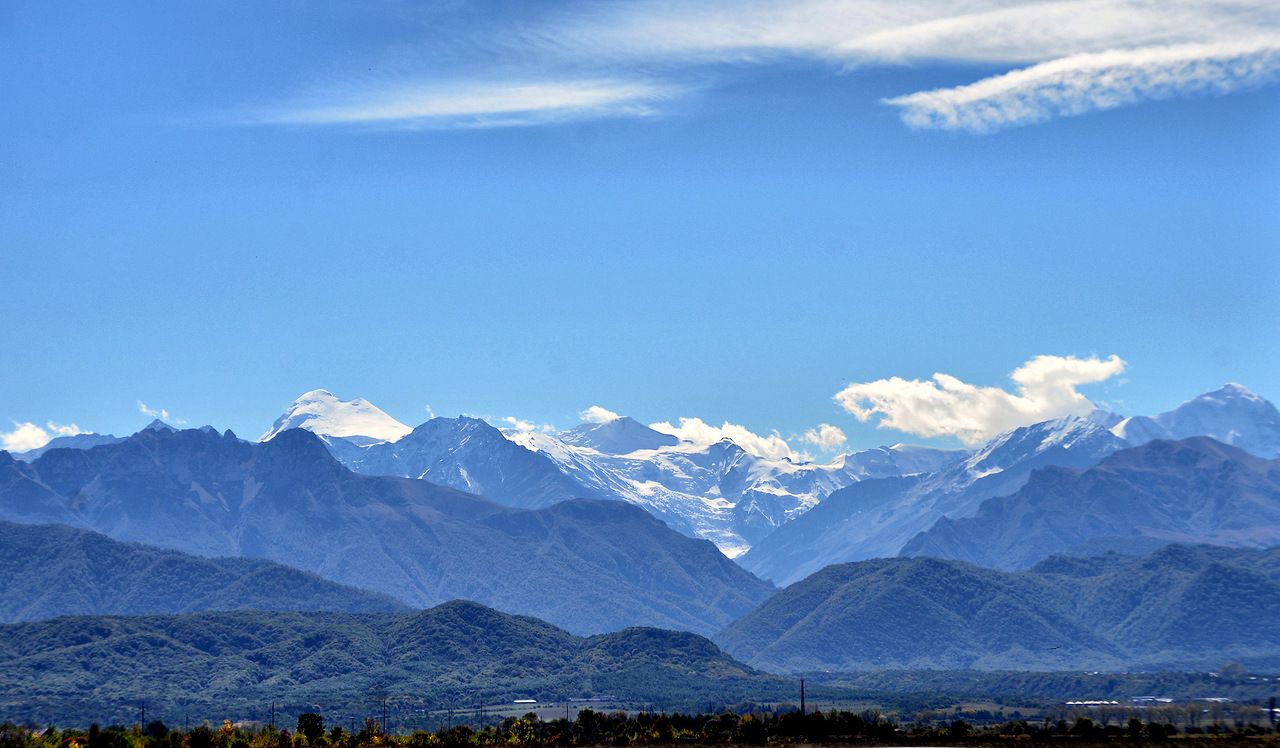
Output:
[{"xmin": 260, "ymin": 389, "xmax": 412, "ymax": 443}]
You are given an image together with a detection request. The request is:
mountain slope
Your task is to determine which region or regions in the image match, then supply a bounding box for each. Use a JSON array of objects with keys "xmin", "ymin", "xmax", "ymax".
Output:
[
  {"xmin": 0, "ymin": 427, "xmax": 773, "ymax": 635},
  {"xmin": 1036, "ymin": 545, "xmax": 1280, "ymax": 656},
  {"xmin": 0, "ymin": 452, "xmax": 82, "ymax": 526},
  {"xmin": 717, "ymin": 556, "xmax": 1114, "ymax": 672},
  {"xmin": 715, "ymin": 545, "xmax": 1280, "ymax": 673},
  {"xmin": 740, "ymin": 412, "xmax": 1127, "ymax": 584},
  {"xmin": 901, "ymin": 437, "xmax": 1280, "ymax": 569},
  {"xmin": 0, "ymin": 521, "xmax": 408, "ymax": 622},
  {"xmin": 0, "ymin": 601, "xmax": 785, "ymax": 725}
]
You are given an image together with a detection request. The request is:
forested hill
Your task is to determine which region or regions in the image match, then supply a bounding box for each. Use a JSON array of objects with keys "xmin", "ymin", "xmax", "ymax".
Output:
[
  {"xmin": 0, "ymin": 601, "xmax": 797, "ymax": 725},
  {"xmin": 716, "ymin": 544, "xmax": 1280, "ymax": 672}
]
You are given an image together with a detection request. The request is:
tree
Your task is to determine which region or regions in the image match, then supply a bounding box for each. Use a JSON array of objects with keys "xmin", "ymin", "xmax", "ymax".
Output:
[
  {"xmin": 1219, "ymin": 663, "xmax": 1247, "ymax": 680},
  {"xmin": 296, "ymin": 715, "xmax": 324, "ymax": 745},
  {"xmin": 948, "ymin": 720, "xmax": 972, "ymax": 739},
  {"xmin": 1070, "ymin": 717, "xmax": 1096, "ymax": 737},
  {"xmin": 436, "ymin": 726, "xmax": 472, "ymax": 748},
  {"xmin": 142, "ymin": 721, "xmax": 167, "ymax": 740},
  {"xmin": 735, "ymin": 714, "xmax": 766, "ymax": 746},
  {"xmin": 188, "ymin": 725, "xmax": 215, "ymax": 748},
  {"xmin": 326, "ymin": 726, "xmax": 346, "ymax": 747},
  {"xmin": 505, "ymin": 717, "xmax": 537, "ymax": 747}
]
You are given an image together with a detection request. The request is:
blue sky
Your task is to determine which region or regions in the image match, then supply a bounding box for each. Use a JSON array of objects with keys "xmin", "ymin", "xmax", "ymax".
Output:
[{"xmin": 2, "ymin": 1, "xmax": 1278, "ymax": 455}]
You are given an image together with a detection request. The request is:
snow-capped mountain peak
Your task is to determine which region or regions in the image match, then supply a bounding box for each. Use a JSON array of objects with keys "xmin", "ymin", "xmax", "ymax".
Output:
[
  {"xmin": 500, "ymin": 419, "xmax": 961, "ymax": 555},
  {"xmin": 141, "ymin": 418, "xmax": 176, "ymax": 433},
  {"xmin": 1217, "ymin": 382, "xmax": 1267, "ymax": 402},
  {"xmin": 967, "ymin": 410, "xmax": 1122, "ymax": 473},
  {"xmin": 261, "ymin": 389, "xmax": 412, "ymax": 443},
  {"xmin": 559, "ymin": 415, "xmax": 678, "ymax": 454},
  {"xmin": 1113, "ymin": 383, "xmax": 1280, "ymax": 457}
]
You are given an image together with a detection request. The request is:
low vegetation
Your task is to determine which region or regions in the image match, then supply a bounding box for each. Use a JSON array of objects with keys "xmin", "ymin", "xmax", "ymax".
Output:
[{"xmin": 3, "ymin": 705, "xmax": 1278, "ymax": 748}]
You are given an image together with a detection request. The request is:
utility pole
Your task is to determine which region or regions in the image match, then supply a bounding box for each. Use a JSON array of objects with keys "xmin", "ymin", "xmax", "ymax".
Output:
[
  {"xmin": 270, "ymin": 702, "xmax": 276, "ymax": 730},
  {"xmin": 800, "ymin": 679, "xmax": 806, "ymax": 717},
  {"xmin": 140, "ymin": 701, "xmax": 145, "ymax": 727}
]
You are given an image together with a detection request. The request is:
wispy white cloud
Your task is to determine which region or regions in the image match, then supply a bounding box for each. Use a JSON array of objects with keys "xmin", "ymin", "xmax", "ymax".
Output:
[
  {"xmin": 579, "ymin": 405, "xmax": 621, "ymax": 424},
  {"xmin": 557, "ymin": 0, "xmax": 1276, "ymax": 66},
  {"xmin": 49, "ymin": 422, "xmax": 81, "ymax": 438},
  {"xmin": 834, "ymin": 354, "xmax": 1125, "ymax": 445},
  {"xmin": 228, "ymin": 0, "xmax": 1280, "ymax": 132},
  {"xmin": 801, "ymin": 423, "xmax": 848, "ymax": 452},
  {"xmin": 249, "ymin": 78, "xmax": 678, "ymax": 129},
  {"xmin": 137, "ymin": 400, "xmax": 171, "ymax": 421},
  {"xmin": 501, "ymin": 416, "xmax": 555, "ymax": 434},
  {"xmin": 886, "ymin": 39, "xmax": 1280, "ymax": 132},
  {"xmin": 1, "ymin": 421, "xmax": 84, "ymax": 453},
  {"xmin": 649, "ymin": 416, "xmax": 797, "ymax": 460},
  {"xmin": 542, "ymin": 0, "xmax": 1280, "ymax": 129}
]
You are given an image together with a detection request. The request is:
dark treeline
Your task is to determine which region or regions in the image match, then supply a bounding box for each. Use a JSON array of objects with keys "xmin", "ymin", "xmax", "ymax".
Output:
[{"xmin": 4, "ymin": 707, "xmax": 1279, "ymax": 748}]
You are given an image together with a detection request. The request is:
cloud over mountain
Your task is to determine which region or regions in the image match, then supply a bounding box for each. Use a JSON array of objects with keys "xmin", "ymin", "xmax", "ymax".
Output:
[
  {"xmin": 0, "ymin": 421, "xmax": 83, "ymax": 452},
  {"xmin": 580, "ymin": 405, "xmax": 622, "ymax": 423},
  {"xmin": 649, "ymin": 416, "xmax": 796, "ymax": 459},
  {"xmin": 801, "ymin": 423, "xmax": 847, "ymax": 452},
  {"xmin": 834, "ymin": 354, "xmax": 1125, "ymax": 445}
]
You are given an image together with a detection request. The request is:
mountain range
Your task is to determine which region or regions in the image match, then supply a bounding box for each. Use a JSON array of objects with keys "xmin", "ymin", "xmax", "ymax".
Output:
[
  {"xmin": 715, "ymin": 544, "xmax": 1280, "ymax": 673},
  {"xmin": 4, "ymin": 381, "xmax": 1278, "ymax": 633},
  {"xmin": 738, "ymin": 411, "xmax": 1128, "ymax": 585},
  {"xmin": 254, "ymin": 383, "xmax": 1279, "ymax": 572},
  {"xmin": 0, "ymin": 520, "xmax": 408, "ymax": 622},
  {"xmin": 0, "ymin": 427, "xmax": 773, "ymax": 635},
  {"xmin": 265, "ymin": 390, "xmax": 960, "ymax": 555},
  {"xmin": 901, "ymin": 436, "xmax": 1280, "ymax": 569},
  {"xmin": 738, "ymin": 384, "xmax": 1280, "ymax": 584}
]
